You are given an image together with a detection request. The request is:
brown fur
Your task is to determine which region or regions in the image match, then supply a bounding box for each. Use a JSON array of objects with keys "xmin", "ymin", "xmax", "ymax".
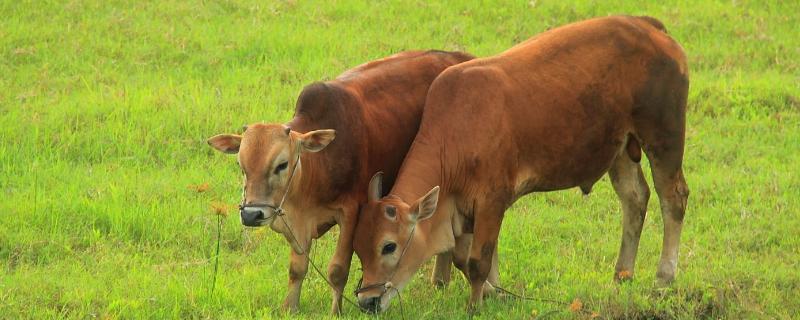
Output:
[
  {"xmin": 353, "ymin": 16, "xmax": 690, "ymax": 311},
  {"xmin": 209, "ymin": 50, "xmax": 474, "ymax": 314},
  {"xmin": 286, "ymin": 50, "xmax": 474, "ymax": 204}
]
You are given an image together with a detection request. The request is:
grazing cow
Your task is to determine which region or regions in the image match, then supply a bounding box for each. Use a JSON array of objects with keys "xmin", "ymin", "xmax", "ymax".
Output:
[
  {"xmin": 207, "ymin": 50, "xmax": 474, "ymax": 314},
  {"xmin": 353, "ymin": 16, "xmax": 689, "ymax": 312}
]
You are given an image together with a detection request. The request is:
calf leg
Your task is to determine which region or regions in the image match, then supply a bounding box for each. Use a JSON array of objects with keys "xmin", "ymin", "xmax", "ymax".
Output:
[
  {"xmin": 466, "ymin": 204, "xmax": 505, "ymax": 311},
  {"xmin": 609, "ymin": 152, "xmax": 650, "ymax": 281},
  {"xmin": 636, "ymin": 128, "xmax": 689, "ymax": 284},
  {"xmin": 488, "ymin": 245, "xmax": 499, "ymax": 286},
  {"xmin": 328, "ymin": 209, "xmax": 357, "ymax": 315},
  {"xmin": 652, "ymin": 167, "xmax": 689, "ymax": 284},
  {"xmin": 452, "ymin": 234, "xmax": 496, "ymax": 297},
  {"xmin": 631, "ymin": 50, "xmax": 689, "ymax": 284},
  {"xmin": 431, "ymin": 252, "xmax": 453, "ymax": 287},
  {"xmin": 283, "ymin": 245, "xmax": 310, "ymax": 313},
  {"xmin": 452, "ymin": 234, "xmax": 471, "ymax": 279},
  {"xmin": 636, "ymin": 131, "xmax": 688, "ymax": 284},
  {"xmin": 635, "ymin": 97, "xmax": 689, "ymax": 284}
]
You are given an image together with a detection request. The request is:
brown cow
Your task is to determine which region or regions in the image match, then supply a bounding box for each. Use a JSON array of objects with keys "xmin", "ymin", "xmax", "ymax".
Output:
[
  {"xmin": 207, "ymin": 50, "xmax": 473, "ymax": 314},
  {"xmin": 353, "ymin": 16, "xmax": 689, "ymax": 312}
]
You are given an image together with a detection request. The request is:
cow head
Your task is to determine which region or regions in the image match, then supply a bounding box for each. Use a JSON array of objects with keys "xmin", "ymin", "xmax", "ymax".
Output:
[
  {"xmin": 353, "ymin": 172, "xmax": 439, "ymax": 312},
  {"xmin": 207, "ymin": 123, "xmax": 335, "ymax": 230}
]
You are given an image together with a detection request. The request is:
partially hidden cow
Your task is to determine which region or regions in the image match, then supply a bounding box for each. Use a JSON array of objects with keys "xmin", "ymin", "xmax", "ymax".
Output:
[
  {"xmin": 207, "ymin": 50, "xmax": 474, "ymax": 314},
  {"xmin": 353, "ymin": 16, "xmax": 690, "ymax": 312}
]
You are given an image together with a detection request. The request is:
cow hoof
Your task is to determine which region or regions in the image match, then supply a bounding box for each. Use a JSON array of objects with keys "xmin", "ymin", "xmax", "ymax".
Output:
[
  {"xmin": 656, "ymin": 265, "xmax": 676, "ymax": 286},
  {"xmin": 614, "ymin": 270, "xmax": 634, "ymax": 283},
  {"xmin": 281, "ymin": 303, "xmax": 299, "ymax": 314},
  {"xmin": 466, "ymin": 303, "xmax": 481, "ymax": 315},
  {"xmin": 656, "ymin": 274, "xmax": 675, "ymax": 287}
]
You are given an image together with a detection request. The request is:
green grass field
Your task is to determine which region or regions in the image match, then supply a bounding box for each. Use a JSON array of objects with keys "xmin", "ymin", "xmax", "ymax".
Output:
[{"xmin": 2, "ymin": 1, "xmax": 799, "ymax": 319}]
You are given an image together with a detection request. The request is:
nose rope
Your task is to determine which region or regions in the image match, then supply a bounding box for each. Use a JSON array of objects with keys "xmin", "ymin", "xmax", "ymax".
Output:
[{"xmin": 353, "ymin": 223, "xmax": 417, "ymax": 318}]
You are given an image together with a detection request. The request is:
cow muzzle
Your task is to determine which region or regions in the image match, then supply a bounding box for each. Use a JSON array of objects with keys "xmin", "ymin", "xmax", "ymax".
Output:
[
  {"xmin": 355, "ymin": 279, "xmax": 396, "ymax": 314},
  {"xmin": 239, "ymin": 204, "xmax": 273, "ymax": 227},
  {"xmin": 358, "ymin": 296, "xmax": 382, "ymax": 313}
]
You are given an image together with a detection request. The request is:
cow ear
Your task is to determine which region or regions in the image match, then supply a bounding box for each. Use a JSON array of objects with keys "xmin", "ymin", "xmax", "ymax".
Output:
[
  {"xmin": 368, "ymin": 172, "xmax": 384, "ymax": 201},
  {"xmin": 207, "ymin": 134, "xmax": 242, "ymax": 154},
  {"xmin": 298, "ymin": 129, "xmax": 336, "ymax": 152},
  {"xmin": 411, "ymin": 186, "xmax": 439, "ymax": 222}
]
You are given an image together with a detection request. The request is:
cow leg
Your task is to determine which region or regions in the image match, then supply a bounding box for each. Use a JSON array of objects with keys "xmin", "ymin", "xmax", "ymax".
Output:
[
  {"xmin": 327, "ymin": 208, "xmax": 357, "ymax": 315},
  {"xmin": 431, "ymin": 252, "xmax": 453, "ymax": 287},
  {"xmin": 609, "ymin": 151, "xmax": 650, "ymax": 281},
  {"xmin": 283, "ymin": 244, "xmax": 310, "ymax": 313},
  {"xmin": 636, "ymin": 96, "xmax": 689, "ymax": 284},
  {"xmin": 488, "ymin": 243, "xmax": 499, "ymax": 286},
  {"xmin": 632, "ymin": 50, "xmax": 689, "ymax": 284},
  {"xmin": 637, "ymin": 120, "xmax": 689, "ymax": 284},
  {"xmin": 651, "ymin": 165, "xmax": 689, "ymax": 284},
  {"xmin": 466, "ymin": 204, "xmax": 504, "ymax": 311},
  {"xmin": 452, "ymin": 233, "xmax": 471, "ymax": 277},
  {"xmin": 451, "ymin": 234, "xmax": 496, "ymax": 297},
  {"xmin": 637, "ymin": 130, "xmax": 689, "ymax": 284}
]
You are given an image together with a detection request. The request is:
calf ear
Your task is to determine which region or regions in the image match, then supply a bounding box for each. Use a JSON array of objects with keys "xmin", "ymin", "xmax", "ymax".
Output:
[
  {"xmin": 207, "ymin": 134, "xmax": 242, "ymax": 154},
  {"xmin": 298, "ymin": 129, "xmax": 336, "ymax": 152},
  {"xmin": 411, "ymin": 186, "xmax": 439, "ymax": 222},
  {"xmin": 368, "ymin": 172, "xmax": 384, "ymax": 201}
]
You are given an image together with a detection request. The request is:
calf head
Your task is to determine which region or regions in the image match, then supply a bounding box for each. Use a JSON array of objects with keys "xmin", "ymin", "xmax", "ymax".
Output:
[
  {"xmin": 353, "ymin": 172, "xmax": 439, "ymax": 313},
  {"xmin": 207, "ymin": 123, "xmax": 335, "ymax": 229}
]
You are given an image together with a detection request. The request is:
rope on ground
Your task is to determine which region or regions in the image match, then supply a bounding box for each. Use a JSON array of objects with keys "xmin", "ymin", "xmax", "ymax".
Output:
[{"xmin": 492, "ymin": 284, "xmax": 598, "ymax": 318}]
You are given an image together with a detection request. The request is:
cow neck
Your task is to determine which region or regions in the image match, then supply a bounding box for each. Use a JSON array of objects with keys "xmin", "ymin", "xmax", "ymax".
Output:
[
  {"xmin": 285, "ymin": 141, "xmax": 325, "ymax": 209},
  {"xmin": 284, "ymin": 117, "xmax": 341, "ymax": 208},
  {"xmin": 390, "ymin": 136, "xmax": 449, "ymax": 240},
  {"xmin": 390, "ymin": 137, "xmax": 443, "ymax": 204},
  {"xmin": 389, "ymin": 135, "xmax": 462, "ymax": 254}
]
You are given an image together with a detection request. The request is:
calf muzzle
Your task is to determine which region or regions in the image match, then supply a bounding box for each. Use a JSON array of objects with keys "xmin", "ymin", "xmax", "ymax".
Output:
[
  {"xmin": 358, "ymin": 296, "xmax": 382, "ymax": 313},
  {"xmin": 239, "ymin": 205, "xmax": 268, "ymax": 227}
]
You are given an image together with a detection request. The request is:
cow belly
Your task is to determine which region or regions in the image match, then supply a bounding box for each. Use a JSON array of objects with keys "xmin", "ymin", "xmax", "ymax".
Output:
[{"xmin": 515, "ymin": 122, "xmax": 627, "ymax": 194}]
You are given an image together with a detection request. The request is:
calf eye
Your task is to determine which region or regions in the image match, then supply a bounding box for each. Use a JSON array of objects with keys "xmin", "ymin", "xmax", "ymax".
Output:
[
  {"xmin": 381, "ymin": 242, "xmax": 397, "ymax": 255},
  {"xmin": 274, "ymin": 161, "xmax": 288, "ymax": 174}
]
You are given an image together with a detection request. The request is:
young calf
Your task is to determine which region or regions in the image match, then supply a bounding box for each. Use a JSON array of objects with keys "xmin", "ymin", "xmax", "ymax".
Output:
[
  {"xmin": 353, "ymin": 16, "xmax": 690, "ymax": 312},
  {"xmin": 207, "ymin": 50, "xmax": 473, "ymax": 314}
]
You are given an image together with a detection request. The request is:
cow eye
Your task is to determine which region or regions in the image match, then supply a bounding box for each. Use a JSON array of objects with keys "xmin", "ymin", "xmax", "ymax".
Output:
[
  {"xmin": 381, "ymin": 242, "xmax": 397, "ymax": 255},
  {"xmin": 274, "ymin": 161, "xmax": 288, "ymax": 174}
]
